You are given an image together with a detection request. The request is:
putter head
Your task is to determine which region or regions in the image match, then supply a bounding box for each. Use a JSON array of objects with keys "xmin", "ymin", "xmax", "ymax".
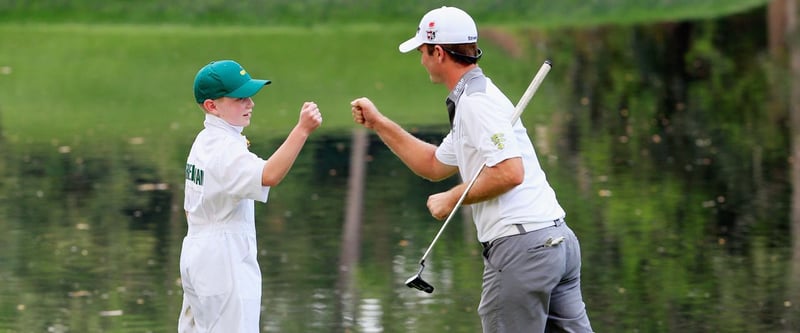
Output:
[{"xmin": 405, "ymin": 273, "xmax": 434, "ymax": 293}]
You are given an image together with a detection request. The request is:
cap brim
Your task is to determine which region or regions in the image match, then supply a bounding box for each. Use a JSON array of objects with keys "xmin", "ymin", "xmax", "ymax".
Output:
[
  {"xmin": 399, "ymin": 37, "xmax": 423, "ymax": 53},
  {"xmin": 228, "ymin": 79, "xmax": 271, "ymax": 98}
]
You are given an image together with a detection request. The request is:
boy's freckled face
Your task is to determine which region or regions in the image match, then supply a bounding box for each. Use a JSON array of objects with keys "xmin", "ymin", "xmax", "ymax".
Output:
[{"xmin": 213, "ymin": 97, "xmax": 255, "ymax": 127}]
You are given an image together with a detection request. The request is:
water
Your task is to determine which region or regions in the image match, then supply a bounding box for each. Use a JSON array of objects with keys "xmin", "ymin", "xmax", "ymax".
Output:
[
  {"xmin": 0, "ymin": 125, "xmax": 793, "ymax": 332},
  {"xmin": 1, "ymin": 13, "xmax": 798, "ymax": 332}
]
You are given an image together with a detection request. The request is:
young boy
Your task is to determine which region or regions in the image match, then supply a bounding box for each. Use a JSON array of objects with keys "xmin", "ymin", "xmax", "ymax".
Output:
[{"xmin": 179, "ymin": 60, "xmax": 322, "ymax": 332}]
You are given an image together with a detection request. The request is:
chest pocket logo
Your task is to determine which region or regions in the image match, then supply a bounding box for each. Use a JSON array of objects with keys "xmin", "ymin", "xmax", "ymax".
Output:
[{"xmin": 491, "ymin": 133, "xmax": 506, "ymax": 150}]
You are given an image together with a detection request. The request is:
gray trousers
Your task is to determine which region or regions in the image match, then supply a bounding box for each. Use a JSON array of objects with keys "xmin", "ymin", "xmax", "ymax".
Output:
[{"xmin": 478, "ymin": 221, "xmax": 593, "ymax": 333}]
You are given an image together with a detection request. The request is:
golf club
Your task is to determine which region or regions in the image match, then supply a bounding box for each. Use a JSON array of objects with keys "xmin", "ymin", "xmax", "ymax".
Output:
[{"xmin": 405, "ymin": 60, "xmax": 553, "ymax": 293}]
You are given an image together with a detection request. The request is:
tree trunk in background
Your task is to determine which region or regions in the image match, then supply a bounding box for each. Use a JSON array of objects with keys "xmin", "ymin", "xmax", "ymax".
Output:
[
  {"xmin": 770, "ymin": 0, "xmax": 789, "ymax": 56},
  {"xmin": 336, "ymin": 128, "xmax": 369, "ymax": 331},
  {"xmin": 786, "ymin": 0, "xmax": 800, "ymax": 330}
]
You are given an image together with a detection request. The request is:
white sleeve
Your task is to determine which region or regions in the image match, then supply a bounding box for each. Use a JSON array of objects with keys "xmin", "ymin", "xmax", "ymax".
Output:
[
  {"xmin": 460, "ymin": 95, "xmax": 521, "ymax": 167},
  {"xmin": 219, "ymin": 147, "xmax": 270, "ymax": 202},
  {"xmin": 435, "ymin": 131, "xmax": 458, "ymax": 166}
]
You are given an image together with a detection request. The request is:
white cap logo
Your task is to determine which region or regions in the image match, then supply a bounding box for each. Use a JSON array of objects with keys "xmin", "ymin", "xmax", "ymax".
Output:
[{"xmin": 426, "ymin": 21, "xmax": 437, "ymax": 41}]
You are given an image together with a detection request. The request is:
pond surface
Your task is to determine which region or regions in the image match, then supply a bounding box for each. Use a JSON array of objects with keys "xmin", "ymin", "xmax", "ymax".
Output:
[{"xmin": 0, "ymin": 124, "xmax": 793, "ymax": 332}]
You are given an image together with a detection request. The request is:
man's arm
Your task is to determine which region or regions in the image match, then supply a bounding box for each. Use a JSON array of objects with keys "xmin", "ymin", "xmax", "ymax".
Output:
[
  {"xmin": 351, "ymin": 97, "xmax": 457, "ymax": 181},
  {"xmin": 426, "ymin": 157, "xmax": 524, "ymax": 220}
]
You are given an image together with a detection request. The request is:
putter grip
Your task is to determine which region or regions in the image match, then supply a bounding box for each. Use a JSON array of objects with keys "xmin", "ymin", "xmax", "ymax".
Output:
[{"xmin": 511, "ymin": 60, "xmax": 552, "ymax": 125}]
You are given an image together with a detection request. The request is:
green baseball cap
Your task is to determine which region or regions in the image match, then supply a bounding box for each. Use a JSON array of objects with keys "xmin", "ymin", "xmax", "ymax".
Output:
[{"xmin": 193, "ymin": 60, "xmax": 271, "ymax": 104}]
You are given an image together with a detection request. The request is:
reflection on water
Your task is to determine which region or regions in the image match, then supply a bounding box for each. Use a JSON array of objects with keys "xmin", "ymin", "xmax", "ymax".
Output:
[
  {"xmin": 0, "ymin": 125, "xmax": 791, "ymax": 332},
  {"xmin": 357, "ymin": 298, "xmax": 382, "ymax": 333}
]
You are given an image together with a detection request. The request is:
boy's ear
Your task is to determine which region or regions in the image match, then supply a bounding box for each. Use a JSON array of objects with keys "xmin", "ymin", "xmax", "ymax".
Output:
[{"xmin": 202, "ymin": 99, "xmax": 217, "ymax": 114}]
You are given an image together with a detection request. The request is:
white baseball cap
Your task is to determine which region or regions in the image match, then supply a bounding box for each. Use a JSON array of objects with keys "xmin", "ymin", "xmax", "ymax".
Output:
[{"xmin": 398, "ymin": 6, "xmax": 479, "ymax": 53}]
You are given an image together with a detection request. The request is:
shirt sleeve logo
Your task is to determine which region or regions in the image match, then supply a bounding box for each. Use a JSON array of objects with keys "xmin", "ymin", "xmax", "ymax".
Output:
[{"xmin": 491, "ymin": 133, "xmax": 506, "ymax": 150}]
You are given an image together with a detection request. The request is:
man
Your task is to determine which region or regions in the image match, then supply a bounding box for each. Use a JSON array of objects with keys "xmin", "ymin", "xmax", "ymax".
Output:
[
  {"xmin": 350, "ymin": 7, "xmax": 593, "ymax": 333},
  {"xmin": 179, "ymin": 60, "xmax": 322, "ymax": 332}
]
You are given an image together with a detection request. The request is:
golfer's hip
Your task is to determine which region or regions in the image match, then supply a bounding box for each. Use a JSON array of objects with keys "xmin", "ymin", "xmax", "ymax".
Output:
[{"xmin": 480, "ymin": 218, "xmax": 565, "ymax": 254}]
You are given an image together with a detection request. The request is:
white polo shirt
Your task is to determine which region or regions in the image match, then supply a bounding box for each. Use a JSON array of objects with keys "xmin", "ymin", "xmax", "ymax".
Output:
[
  {"xmin": 184, "ymin": 114, "xmax": 270, "ymax": 233},
  {"xmin": 435, "ymin": 67, "xmax": 565, "ymax": 243}
]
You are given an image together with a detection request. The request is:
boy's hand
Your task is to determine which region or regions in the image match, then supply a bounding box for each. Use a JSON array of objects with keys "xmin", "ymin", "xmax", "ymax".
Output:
[{"xmin": 298, "ymin": 101, "xmax": 322, "ymax": 134}]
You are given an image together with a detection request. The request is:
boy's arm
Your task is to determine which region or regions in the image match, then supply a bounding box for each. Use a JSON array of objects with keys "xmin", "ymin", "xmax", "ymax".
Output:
[{"xmin": 261, "ymin": 102, "xmax": 322, "ymax": 186}]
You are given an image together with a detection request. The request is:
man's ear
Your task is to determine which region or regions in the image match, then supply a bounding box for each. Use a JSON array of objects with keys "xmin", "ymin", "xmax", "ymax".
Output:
[
  {"xmin": 434, "ymin": 45, "xmax": 443, "ymax": 63},
  {"xmin": 435, "ymin": 45, "xmax": 448, "ymax": 63}
]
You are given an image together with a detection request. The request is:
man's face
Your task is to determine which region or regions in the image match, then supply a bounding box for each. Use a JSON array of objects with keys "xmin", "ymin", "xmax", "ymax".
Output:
[
  {"xmin": 209, "ymin": 96, "xmax": 255, "ymax": 127},
  {"xmin": 419, "ymin": 44, "xmax": 444, "ymax": 84}
]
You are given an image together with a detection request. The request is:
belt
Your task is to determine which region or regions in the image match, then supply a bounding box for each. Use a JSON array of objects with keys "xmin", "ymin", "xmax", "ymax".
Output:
[
  {"xmin": 187, "ymin": 221, "xmax": 255, "ymax": 236},
  {"xmin": 481, "ymin": 217, "xmax": 565, "ymax": 250}
]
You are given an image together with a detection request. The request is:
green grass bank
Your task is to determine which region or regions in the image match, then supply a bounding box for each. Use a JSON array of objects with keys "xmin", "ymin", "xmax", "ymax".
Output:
[
  {"xmin": 0, "ymin": 0, "xmax": 770, "ymax": 28},
  {"xmin": 0, "ymin": 23, "xmax": 554, "ymax": 146},
  {"xmin": 0, "ymin": 0, "xmax": 772, "ymax": 146}
]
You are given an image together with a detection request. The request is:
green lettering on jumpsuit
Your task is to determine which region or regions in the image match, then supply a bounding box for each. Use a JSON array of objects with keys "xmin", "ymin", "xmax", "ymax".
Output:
[{"xmin": 185, "ymin": 163, "xmax": 204, "ymax": 185}]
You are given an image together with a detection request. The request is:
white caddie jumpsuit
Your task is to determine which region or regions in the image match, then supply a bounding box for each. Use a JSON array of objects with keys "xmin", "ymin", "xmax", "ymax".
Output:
[{"xmin": 178, "ymin": 114, "xmax": 270, "ymax": 333}]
